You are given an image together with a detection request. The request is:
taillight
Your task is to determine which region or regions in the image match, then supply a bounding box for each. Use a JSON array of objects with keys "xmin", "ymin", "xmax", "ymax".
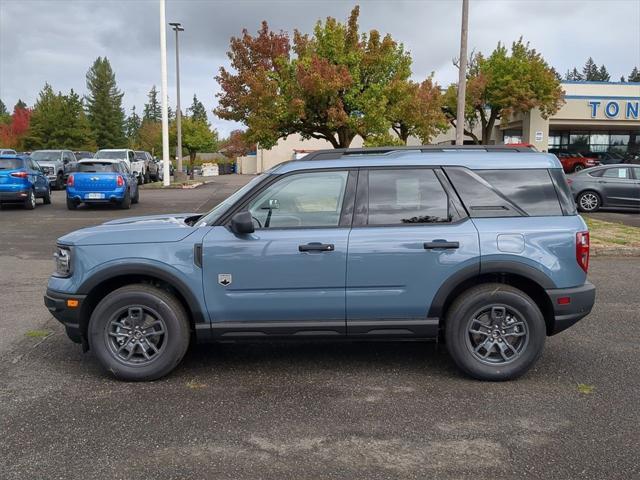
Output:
[
  {"xmin": 116, "ymin": 175, "xmax": 124, "ymax": 187},
  {"xmin": 67, "ymin": 175, "xmax": 74, "ymax": 187},
  {"xmin": 576, "ymin": 231, "xmax": 590, "ymax": 273},
  {"xmin": 10, "ymin": 171, "xmax": 29, "ymax": 178}
]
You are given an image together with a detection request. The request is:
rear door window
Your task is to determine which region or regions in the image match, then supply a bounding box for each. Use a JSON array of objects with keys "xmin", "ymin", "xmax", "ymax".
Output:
[
  {"xmin": 367, "ymin": 169, "xmax": 451, "ymax": 225},
  {"xmin": 602, "ymin": 167, "xmax": 629, "ymax": 179}
]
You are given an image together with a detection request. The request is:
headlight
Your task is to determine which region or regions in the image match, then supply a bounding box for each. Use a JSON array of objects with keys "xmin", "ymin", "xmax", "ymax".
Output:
[{"xmin": 54, "ymin": 246, "xmax": 72, "ymax": 277}]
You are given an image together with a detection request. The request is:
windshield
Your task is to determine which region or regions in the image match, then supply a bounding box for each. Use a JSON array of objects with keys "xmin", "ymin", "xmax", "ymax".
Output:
[
  {"xmin": 195, "ymin": 174, "xmax": 268, "ymax": 226},
  {"xmin": 134, "ymin": 152, "xmax": 147, "ymax": 160},
  {"xmin": 96, "ymin": 151, "xmax": 127, "ymax": 160},
  {"xmin": 31, "ymin": 151, "xmax": 61, "ymax": 162},
  {"xmin": 0, "ymin": 158, "xmax": 24, "ymax": 170},
  {"xmin": 77, "ymin": 162, "xmax": 118, "ymax": 173}
]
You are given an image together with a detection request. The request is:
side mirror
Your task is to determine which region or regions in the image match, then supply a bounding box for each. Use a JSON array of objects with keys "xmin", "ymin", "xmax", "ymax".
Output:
[{"xmin": 230, "ymin": 211, "xmax": 255, "ymax": 235}]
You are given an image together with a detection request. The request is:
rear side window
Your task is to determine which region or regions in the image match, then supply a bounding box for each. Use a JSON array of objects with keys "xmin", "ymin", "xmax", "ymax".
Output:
[
  {"xmin": 445, "ymin": 168, "xmax": 563, "ymax": 217},
  {"xmin": 77, "ymin": 162, "xmax": 118, "ymax": 173},
  {"xmin": 602, "ymin": 167, "xmax": 629, "ymax": 179},
  {"xmin": 367, "ymin": 169, "xmax": 451, "ymax": 224},
  {"xmin": 0, "ymin": 158, "xmax": 23, "ymax": 170}
]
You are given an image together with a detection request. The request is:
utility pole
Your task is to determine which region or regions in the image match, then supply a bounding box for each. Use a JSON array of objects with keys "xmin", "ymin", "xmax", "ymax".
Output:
[
  {"xmin": 159, "ymin": 0, "xmax": 170, "ymax": 186},
  {"xmin": 456, "ymin": 0, "xmax": 469, "ymax": 145},
  {"xmin": 169, "ymin": 22, "xmax": 184, "ymax": 176}
]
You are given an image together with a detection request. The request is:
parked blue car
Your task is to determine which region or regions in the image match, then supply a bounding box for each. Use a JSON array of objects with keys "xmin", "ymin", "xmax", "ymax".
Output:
[
  {"xmin": 66, "ymin": 159, "xmax": 139, "ymax": 210},
  {"xmin": 45, "ymin": 146, "xmax": 595, "ymax": 382},
  {"xmin": 0, "ymin": 155, "xmax": 51, "ymax": 209}
]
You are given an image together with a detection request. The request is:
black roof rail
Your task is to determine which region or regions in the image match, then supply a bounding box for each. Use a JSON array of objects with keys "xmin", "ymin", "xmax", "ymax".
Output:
[{"xmin": 300, "ymin": 144, "xmax": 537, "ymax": 161}]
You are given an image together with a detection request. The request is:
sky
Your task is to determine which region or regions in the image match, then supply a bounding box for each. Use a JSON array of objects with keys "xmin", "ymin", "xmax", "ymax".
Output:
[{"xmin": 1, "ymin": 0, "xmax": 639, "ymax": 137}]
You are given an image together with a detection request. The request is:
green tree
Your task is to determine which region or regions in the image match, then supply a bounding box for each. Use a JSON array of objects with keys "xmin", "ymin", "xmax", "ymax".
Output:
[
  {"xmin": 124, "ymin": 106, "xmax": 142, "ymax": 147},
  {"xmin": 444, "ymin": 39, "xmax": 564, "ymax": 144},
  {"xmin": 597, "ymin": 64, "xmax": 610, "ymax": 82},
  {"xmin": 85, "ymin": 57, "xmax": 126, "ymax": 148},
  {"xmin": 188, "ymin": 94, "xmax": 208, "ymax": 123},
  {"xmin": 137, "ymin": 120, "xmax": 163, "ymax": 156},
  {"xmin": 582, "ymin": 57, "xmax": 599, "ymax": 81},
  {"xmin": 171, "ymin": 117, "xmax": 218, "ymax": 177},
  {"xmin": 14, "ymin": 99, "xmax": 27, "ymax": 110},
  {"xmin": 143, "ymin": 85, "xmax": 161, "ymax": 122},
  {"xmin": 628, "ymin": 67, "xmax": 640, "ymax": 82},
  {"xmin": 565, "ymin": 67, "xmax": 583, "ymax": 81},
  {"xmin": 216, "ymin": 6, "xmax": 435, "ymax": 148},
  {"xmin": 0, "ymin": 99, "xmax": 10, "ymax": 125},
  {"xmin": 25, "ymin": 84, "xmax": 95, "ymax": 150}
]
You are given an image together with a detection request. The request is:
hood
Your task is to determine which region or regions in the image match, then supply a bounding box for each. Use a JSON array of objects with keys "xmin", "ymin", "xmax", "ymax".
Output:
[
  {"xmin": 58, "ymin": 213, "xmax": 202, "ymax": 246},
  {"xmin": 37, "ymin": 160, "xmax": 60, "ymax": 167}
]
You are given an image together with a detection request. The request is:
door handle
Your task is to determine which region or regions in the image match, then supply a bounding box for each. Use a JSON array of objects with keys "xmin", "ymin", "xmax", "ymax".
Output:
[
  {"xmin": 298, "ymin": 243, "xmax": 335, "ymax": 252},
  {"xmin": 423, "ymin": 240, "xmax": 460, "ymax": 250}
]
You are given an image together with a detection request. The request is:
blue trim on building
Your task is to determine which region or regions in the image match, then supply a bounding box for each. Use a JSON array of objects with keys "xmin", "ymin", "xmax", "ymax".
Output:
[
  {"xmin": 564, "ymin": 95, "xmax": 640, "ymax": 100},
  {"xmin": 561, "ymin": 80, "xmax": 640, "ymax": 86}
]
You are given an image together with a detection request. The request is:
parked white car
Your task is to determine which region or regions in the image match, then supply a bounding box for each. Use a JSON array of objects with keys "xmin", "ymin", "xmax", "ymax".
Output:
[{"xmin": 95, "ymin": 149, "xmax": 147, "ymax": 185}]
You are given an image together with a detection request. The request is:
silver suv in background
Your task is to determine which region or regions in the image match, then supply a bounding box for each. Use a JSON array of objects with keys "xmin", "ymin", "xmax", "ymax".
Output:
[
  {"xmin": 30, "ymin": 150, "xmax": 77, "ymax": 190},
  {"xmin": 95, "ymin": 149, "xmax": 146, "ymax": 185}
]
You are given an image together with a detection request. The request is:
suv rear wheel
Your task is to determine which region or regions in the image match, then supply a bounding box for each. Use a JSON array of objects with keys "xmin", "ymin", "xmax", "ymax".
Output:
[
  {"xmin": 88, "ymin": 284, "xmax": 190, "ymax": 381},
  {"xmin": 577, "ymin": 191, "xmax": 601, "ymax": 212},
  {"xmin": 445, "ymin": 284, "xmax": 546, "ymax": 381}
]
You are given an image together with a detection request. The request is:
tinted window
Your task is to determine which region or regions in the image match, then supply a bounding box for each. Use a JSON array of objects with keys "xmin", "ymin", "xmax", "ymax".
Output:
[
  {"xmin": 602, "ymin": 167, "xmax": 629, "ymax": 179},
  {"xmin": 548, "ymin": 169, "xmax": 577, "ymax": 215},
  {"xmin": 367, "ymin": 169, "xmax": 450, "ymax": 224},
  {"xmin": 135, "ymin": 152, "xmax": 147, "ymax": 160},
  {"xmin": 248, "ymin": 171, "xmax": 348, "ymax": 228},
  {"xmin": 0, "ymin": 158, "xmax": 24, "ymax": 170},
  {"xmin": 633, "ymin": 168, "xmax": 640, "ymax": 179},
  {"xmin": 446, "ymin": 168, "xmax": 562, "ymax": 217},
  {"xmin": 77, "ymin": 162, "xmax": 118, "ymax": 173},
  {"xmin": 31, "ymin": 151, "xmax": 61, "ymax": 162},
  {"xmin": 96, "ymin": 151, "xmax": 127, "ymax": 160}
]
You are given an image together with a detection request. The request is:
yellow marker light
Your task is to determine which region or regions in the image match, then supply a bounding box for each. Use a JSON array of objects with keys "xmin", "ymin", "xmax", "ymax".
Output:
[{"xmin": 66, "ymin": 299, "xmax": 79, "ymax": 308}]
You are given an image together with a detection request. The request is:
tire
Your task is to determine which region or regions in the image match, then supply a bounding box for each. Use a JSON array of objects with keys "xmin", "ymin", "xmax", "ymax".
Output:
[
  {"xmin": 56, "ymin": 172, "xmax": 64, "ymax": 190},
  {"xmin": 66, "ymin": 197, "xmax": 77, "ymax": 210},
  {"xmin": 577, "ymin": 191, "xmax": 601, "ymax": 212},
  {"xmin": 24, "ymin": 189, "xmax": 36, "ymax": 210},
  {"xmin": 445, "ymin": 283, "xmax": 546, "ymax": 381},
  {"xmin": 88, "ymin": 284, "xmax": 190, "ymax": 381},
  {"xmin": 144, "ymin": 170, "xmax": 150, "ymax": 184},
  {"xmin": 42, "ymin": 185, "xmax": 52, "ymax": 204},
  {"xmin": 573, "ymin": 164, "xmax": 584, "ymax": 172},
  {"xmin": 137, "ymin": 173, "xmax": 143, "ymax": 185},
  {"xmin": 132, "ymin": 186, "xmax": 139, "ymax": 204},
  {"xmin": 120, "ymin": 189, "xmax": 132, "ymax": 209}
]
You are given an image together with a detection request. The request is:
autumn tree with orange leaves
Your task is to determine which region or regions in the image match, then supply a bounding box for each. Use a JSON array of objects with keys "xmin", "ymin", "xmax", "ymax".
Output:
[{"xmin": 216, "ymin": 6, "xmax": 445, "ymax": 148}]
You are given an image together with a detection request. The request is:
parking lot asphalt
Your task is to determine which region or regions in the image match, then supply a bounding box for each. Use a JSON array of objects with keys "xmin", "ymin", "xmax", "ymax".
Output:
[{"xmin": 1, "ymin": 175, "xmax": 639, "ymax": 479}]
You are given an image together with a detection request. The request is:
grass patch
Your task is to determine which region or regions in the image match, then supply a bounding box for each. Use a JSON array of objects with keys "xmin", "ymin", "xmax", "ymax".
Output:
[
  {"xmin": 577, "ymin": 383, "xmax": 595, "ymax": 394},
  {"xmin": 186, "ymin": 379, "xmax": 207, "ymax": 390},
  {"xmin": 584, "ymin": 217, "xmax": 640, "ymax": 249},
  {"xmin": 25, "ymin": 329, "xmax": 51, "ymax": 338}
]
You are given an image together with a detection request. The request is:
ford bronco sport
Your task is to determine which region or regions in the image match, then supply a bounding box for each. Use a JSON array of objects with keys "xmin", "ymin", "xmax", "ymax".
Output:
[{"xmin": 44, "ymin": 146, "xmax": 595, "ymax": 381}]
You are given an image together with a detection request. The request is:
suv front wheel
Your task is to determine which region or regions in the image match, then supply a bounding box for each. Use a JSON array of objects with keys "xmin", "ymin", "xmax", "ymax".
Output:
[
  {"xmin": 88, "ymin": 284, "xmax": 190, "ymax": 381},
  {"xmin": 445, "ymin": 284, "xmax": 546, "ymax": 381}
]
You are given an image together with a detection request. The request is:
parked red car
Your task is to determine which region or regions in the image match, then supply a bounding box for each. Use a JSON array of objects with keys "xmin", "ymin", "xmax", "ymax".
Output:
[{"xmin": 556, "ymin": 153, "xmax": 599, "ymax": 173}]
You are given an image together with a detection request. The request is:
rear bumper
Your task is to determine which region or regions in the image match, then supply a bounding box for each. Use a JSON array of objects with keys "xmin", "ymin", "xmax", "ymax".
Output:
[
  {"xmin": 546, "ymin": 281, "xmax": 596, "ymax": 335},
  {"xmin": 44, "ymin": 289, "xmax": 87, "ymax": 344},
  {"xmin": 67, "ymin": 188, "xmax": 126, "ymax": 203},
  {"xmin": 0, "ymin": 189, "xmax": 29, "ymax": 202}
]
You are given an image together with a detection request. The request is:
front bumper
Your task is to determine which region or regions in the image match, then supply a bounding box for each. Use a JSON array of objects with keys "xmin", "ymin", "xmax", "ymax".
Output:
[
  {"xmin": 546, "ymin": 281, "xmax": 596, "ymax": 335},
  {"xmin": 44, "ymin": 289, "xmax": 87, "ymax": 344}
]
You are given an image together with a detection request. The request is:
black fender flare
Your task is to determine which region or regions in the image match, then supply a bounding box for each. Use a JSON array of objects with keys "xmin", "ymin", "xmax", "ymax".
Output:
[
  {"xmin": 427, "ymin": 260, "xmax": 556, "ymax": 319},
  {"xmin": 77, "ymin": 262, "xmax": 206, "ymax": 325}
]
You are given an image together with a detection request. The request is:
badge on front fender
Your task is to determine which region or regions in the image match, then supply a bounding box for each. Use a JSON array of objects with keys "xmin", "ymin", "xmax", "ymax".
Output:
[{"xmin": 218, "ymin": 274, "xmax": 232, "ymax": 286}]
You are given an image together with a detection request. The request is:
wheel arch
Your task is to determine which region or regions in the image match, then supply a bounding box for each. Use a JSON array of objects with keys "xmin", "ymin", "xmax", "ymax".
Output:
[{"xmin": 429, "ymin": 262, "xmax": 556, "ymax": 336}]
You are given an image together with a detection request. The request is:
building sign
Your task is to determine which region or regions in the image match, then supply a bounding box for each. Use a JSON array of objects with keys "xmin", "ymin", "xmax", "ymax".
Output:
[
  {"xmin": 535, "ymin": 131, "xmax": 544, "ymax": 142},
  {"xmin": 588, "ymin": 100, "xmax": 639, "ymax": 119}
]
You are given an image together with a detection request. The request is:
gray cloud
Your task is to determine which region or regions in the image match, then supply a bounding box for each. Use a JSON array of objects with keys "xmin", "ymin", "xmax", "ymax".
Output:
[{"xmin": 1, "ymin": 0, "xmax": 638, "ymax": 137}]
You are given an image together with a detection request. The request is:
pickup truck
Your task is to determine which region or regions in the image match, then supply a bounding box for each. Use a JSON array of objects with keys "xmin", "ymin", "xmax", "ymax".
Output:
[{"xmin": 95, "ymin": 149, "xmax": 146, "ymax": 184}]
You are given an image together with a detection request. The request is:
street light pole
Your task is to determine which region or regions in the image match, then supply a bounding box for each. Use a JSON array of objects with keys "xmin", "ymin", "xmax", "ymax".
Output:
[
  {"xmin": 169, "ymin": 22, "xmax": 184, "ymax": 175},
  {"xmin": 456, "ymin": 0, "xmax": 469, "ymax": 146},
  {"xmin": 159, "ymin": 0, "xmax": 170, "ymax": 186}
]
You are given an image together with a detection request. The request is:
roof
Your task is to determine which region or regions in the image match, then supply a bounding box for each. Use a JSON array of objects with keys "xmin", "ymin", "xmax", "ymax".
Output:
[
  {"xmin": 78, "ymin": 158, "xmax": 118, "ymax": 164},
  {"xmin": 271, "ymin": 146, "xmax": 562, "ymax": 173}
]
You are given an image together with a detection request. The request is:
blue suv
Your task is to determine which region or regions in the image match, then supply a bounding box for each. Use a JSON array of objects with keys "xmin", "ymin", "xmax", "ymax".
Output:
[
  {"xmin": 0, "ymin": 155, "xmax": 51, "ymax": 209},
  {"xmin": 44, "ymin": 146, "xmax": 595, "ymax": 381}
]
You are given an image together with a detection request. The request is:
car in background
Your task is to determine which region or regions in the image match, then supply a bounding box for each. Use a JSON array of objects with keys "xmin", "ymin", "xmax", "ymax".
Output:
[
  {"xmin": 74, "ymin": 151, "xmax": 94, "ymax": 161},
  {"xmin": 30, "ymin": 150, "xmax": 77, "ymax": 189},
  {"xmin": 95, "ymin": 149, "xmax": 146, "ymax": 185},
  {"xmin": 0, "ymin": 148, "xmax": 17, "ymax": 156},
  {"xmin": 0, "ymin": 155, "xmax": 51, "ymax": 209},
  {"xmin": 556, "ymin": 152, "xmax": 598, "ymax": 173},
  {"xmin": 591, "ymin": 152, "xmax": 626, "ymax": 165},
  {"xmin": 134, "ymin": 151, "xmax": 156, "ymax": 182},
  {"xmin": 66, "ymin": 159, "xmax": 139, "ymax": 210},
  {"xmin": 568, "ymin": 165, "xmax": 640, "ymax": 212}
]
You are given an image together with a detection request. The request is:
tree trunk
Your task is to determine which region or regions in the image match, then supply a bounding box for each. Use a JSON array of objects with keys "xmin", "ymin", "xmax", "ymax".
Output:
[
  {"xmin": 337, "ymin": 127, "xmax": 356, "ymax": 148},
  {"xmin": 481, "ymin": 109, "xmax": 499, "ymax": 145}
]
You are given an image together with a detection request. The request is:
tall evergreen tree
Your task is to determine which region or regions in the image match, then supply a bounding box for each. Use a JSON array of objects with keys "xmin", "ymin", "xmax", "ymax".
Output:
[
  {"xmin": 564, "ymin": 67, "xmax": 583, "ymax": 81},
  {"xmin": 620, "ymin": 76, "xmax": 625, "ymax": 82},
  {"xmin": 124, "ymin": 106, "xmax": 142, "ymax": 146},
  {"xmin": 629, "ymin": 67, "xmax": 640, "ymax": 82},
  {"xmin": 0, "ymin": 99, "xmax": 9, "ymax": 124},
  {"xmin": 188, "ymin": 94, "xmax": 208, "ymax": 122},
  {"xmin": 14, "ymin": 99, "xmax": 27, "ymax": 110},
  {"xmin": 143, "ymin": 85, "xmax": 161, "ymax": 122},
  {"xmin": 0, "ymin": 99, "xmax": 8, "ymax": 116},
  {"xmin": 85, "ymin": 56, "xmax": 126, "ymax": 148},
  {"xmin": 582, "ymin": 57, "xmax": 599, "ymax": 81},
  {"xmin": 597, "ymin": 64, "xmax": 610, "ymax": 82}
]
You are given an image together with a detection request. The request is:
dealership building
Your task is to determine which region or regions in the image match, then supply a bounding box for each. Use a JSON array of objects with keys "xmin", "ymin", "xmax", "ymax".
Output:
[{"xmin": 238, "ymin": 81, "xmax": 640, "ymax": 174}]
